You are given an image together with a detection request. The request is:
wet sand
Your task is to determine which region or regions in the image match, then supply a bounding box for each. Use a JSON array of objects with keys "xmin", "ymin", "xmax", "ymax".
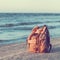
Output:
[{"xmin": 0, "ymin": 38, "xmax": 60, "ymax": 60}]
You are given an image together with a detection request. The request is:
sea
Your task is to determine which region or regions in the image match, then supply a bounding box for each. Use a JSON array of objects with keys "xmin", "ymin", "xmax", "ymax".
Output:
[{"xmin": 0, "ymin": 13, "xmax": 60, "ymax": 45}]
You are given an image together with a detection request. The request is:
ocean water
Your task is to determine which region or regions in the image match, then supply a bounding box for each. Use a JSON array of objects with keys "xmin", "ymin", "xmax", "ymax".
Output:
[{"xmin": 0, "ymin": 13, "xmax": 60, "ymax": 45}]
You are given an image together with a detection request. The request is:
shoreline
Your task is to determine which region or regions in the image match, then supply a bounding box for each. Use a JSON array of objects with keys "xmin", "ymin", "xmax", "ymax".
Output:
[{"xmin": 0, "ymin": 38, "xmax": 60, "ymax": 60}]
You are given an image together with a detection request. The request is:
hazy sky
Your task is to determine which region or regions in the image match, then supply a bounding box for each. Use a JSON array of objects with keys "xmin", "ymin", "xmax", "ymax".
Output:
[{"xmin": 0, "ymin": 0, "xmax": 60, "ymax": 13}]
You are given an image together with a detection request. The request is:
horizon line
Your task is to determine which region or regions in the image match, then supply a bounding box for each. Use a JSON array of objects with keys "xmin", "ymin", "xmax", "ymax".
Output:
[{"xmin": 0, "ymin": 12, "xmax": 60, "ymax": 14}]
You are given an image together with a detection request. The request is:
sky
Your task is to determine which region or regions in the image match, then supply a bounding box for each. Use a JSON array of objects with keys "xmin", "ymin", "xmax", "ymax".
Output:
[{"xmin": 0, "ymin": 0, "xmax": 60, "ymax": 13}]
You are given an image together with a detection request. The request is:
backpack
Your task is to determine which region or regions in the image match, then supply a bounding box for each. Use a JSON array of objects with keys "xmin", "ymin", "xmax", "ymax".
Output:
[
  {"xmin": 27, "ymin": 25, "xmax": 52, "ymax": 53},
  {"xmin": 38, "ymin": 25, "xmax": 52, "ymax": 53}
]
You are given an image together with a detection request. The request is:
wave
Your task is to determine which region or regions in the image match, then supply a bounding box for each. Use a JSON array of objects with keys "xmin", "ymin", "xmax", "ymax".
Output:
[
  {"xmin": 0, "ymin": 22, "xmax": 42, "ymax": 27},
  {"xmin": 0, "ymin": 39, "xmax": 13, "ymax": 42},
  {"xmin": 0, "ymin": 21, "xmax": 60, "ymax": 27},
  {"xmin": 0, "ymin": 36, "xmax": 27, "ymax": 42},
  {"xmin": 13, "ymin": 27, "xmax": 33, "ymax": 30},
  {"xmin": 0, "ymin": 25, "xmax": 60, "ymax": 31},
  {"xmin": 10, "ymin": 25, "xmax": 60, "ymax": 30},
  {"xmin": 0, "ymin": 13, "xmax": 60, "ymax": 17},
  {"xmin": 13, "ymin": 26, "xmax": 57, "ymax": 30},
  {"xmin": 48, "ymin": 26, "xmax": 56, "ymax": 29}
]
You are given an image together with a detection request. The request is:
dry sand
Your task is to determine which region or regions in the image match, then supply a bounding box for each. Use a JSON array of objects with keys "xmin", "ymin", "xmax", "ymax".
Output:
[{"xmin": 0, "ymin": 38, "xmax": 60, "ymax": 60}]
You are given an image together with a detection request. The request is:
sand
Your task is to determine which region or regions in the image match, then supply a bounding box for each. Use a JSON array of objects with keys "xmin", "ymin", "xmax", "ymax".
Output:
[{"xmin": 0, "ymin": 38, "xmax": 60, "ymax": 60}]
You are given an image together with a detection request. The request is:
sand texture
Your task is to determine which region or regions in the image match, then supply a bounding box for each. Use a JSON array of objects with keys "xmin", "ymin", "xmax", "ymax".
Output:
[{"xmin": 0, "ymin": 38, "xmax": 60, "ymax": 60}]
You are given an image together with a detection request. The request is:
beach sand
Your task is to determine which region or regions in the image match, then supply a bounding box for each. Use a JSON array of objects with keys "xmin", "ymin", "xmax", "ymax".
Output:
[{"xmin": 0, "ymin": 38, "xmax": 60, "ymax": 60}]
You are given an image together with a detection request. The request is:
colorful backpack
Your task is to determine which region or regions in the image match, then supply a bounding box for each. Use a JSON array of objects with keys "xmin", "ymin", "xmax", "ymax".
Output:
[{"xmin": 27, "ymin": 25, "xmax": 52, "ymax": 53}]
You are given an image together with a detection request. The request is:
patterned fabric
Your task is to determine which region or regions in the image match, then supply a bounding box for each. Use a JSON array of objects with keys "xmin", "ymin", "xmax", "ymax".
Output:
[{"xmin": 27, "ymin": 25, "xmax": 52, "ymax": 53}]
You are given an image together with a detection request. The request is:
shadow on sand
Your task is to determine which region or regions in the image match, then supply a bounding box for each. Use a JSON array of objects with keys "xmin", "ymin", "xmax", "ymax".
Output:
[{"xmin": 51, "ymin": 44, "xmax": 60, "ymax": 53}]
